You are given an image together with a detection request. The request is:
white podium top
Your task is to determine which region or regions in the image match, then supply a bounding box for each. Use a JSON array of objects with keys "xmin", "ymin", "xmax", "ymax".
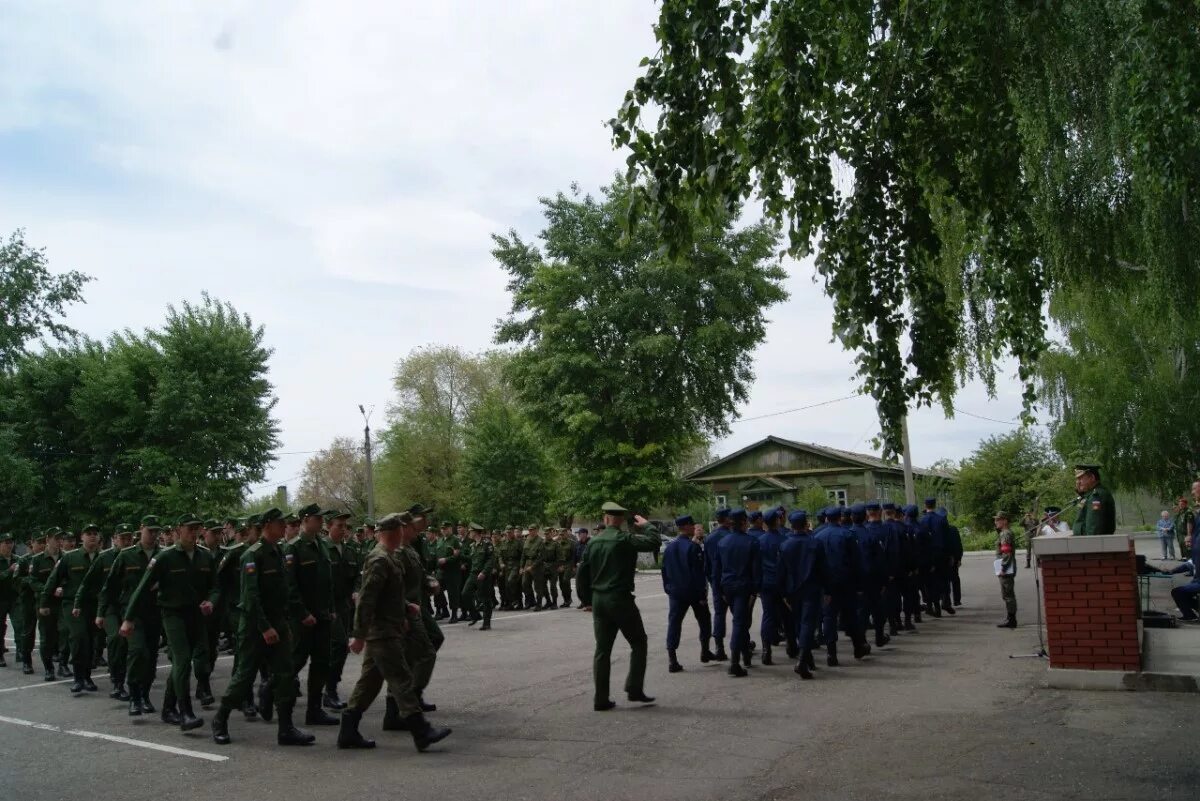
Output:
[{"xmin": 1032, "ymin": 533, "xmax": 1131, "ymax": 556}]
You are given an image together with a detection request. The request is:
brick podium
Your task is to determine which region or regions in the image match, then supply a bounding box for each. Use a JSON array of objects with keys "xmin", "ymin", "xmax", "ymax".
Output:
[{"xmin": 1032, "ymin": 534, "xmax": 1140, "ymax": 672}]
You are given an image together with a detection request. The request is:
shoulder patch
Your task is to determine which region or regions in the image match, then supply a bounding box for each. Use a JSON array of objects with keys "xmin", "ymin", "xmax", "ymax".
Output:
[
  {"xmin": 148, "ymin": 557, "xmax": 157, "ymax": 569},
  {"xmin": 1091, "ymin": 500, "xmax": 1102, "ymax": 510},
  {"xmin": 285, "ymin": 553, "xmax": 295, "ymax": 565},
  {"xmin": 244, "ymin": 562, "xmax": 256, "ymax": 574}
]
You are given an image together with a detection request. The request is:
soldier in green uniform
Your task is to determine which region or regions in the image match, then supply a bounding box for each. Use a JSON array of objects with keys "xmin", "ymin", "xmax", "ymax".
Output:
[
  {"xmin": 77, "ymin": 525, "xmax": 133, "ymax": 699},
  {"xmin": 15, "ymin": 534, "xmax": 46, "ymax": 674},
  {"xmin": 457, "ymin": 523, "xmax": 474, "ymax": 615},
  {"xmin": 462, "ymin": 524, "xmax": 495, "ymax": 629},
  {"xmin": 500, "ymin": 527, "xmax": 520, "ymax": 610},
  {"xmin": 1072, "ymin": 463, "xmax": 1117, "ymax": 536},
  {"xmin": 543, "ymin": 528, "xmax": 562, "ymax": 609},
  {"xmin": 121, "ymin": 514, "xmax": 217, "ymax": 730},
  {"xmin": 52, "ymin": 530, "xmax": 75, "ymax": 672},
  {"xmin": 30, "ymin": 528, "xmax": 65, "ymax": 681},
  {"xmin": 285, "ymin": 504, "xmax": 339, "ymax": 726},
  {"xmin": 556, "ymin": 528, "xmax": 578, "ymax": 609},
  {"xmin": 0, "ymin": 534, "xmax": 16, "ymax": 668},
  {"xmin": 994, "ymin": 511, "xmax": 1018, "ymax": 628},
  {"xmin": 522, "ymin": 525, "xmax": 550, "ymax": 610},
  {"xmin": 46, "ymin": 523, "xmax": 102, "ymax": 693},
  {"xmin": 324, "ymin": 509, "xmax": 361, "ymax": 711},
  {"xmin": 435, "ymin": 522, "xmax": 464, "ymax": 624},
  {"xmin": 212, "ymin": 507, "xmax": 313, "ymax": 746},
  {"xmin": 576, "ymin": 502, "xmax": 660, "ymax": 711},
  {"xmin": 104, "ymin": 516, "xmax": 162, "ymax": 715},
  {"xmin": 213, "ymin": 515, "xmax": 260, "ymax": 721},
  {"xmin": 200, "ymin": 520, "xmax": 225, "ymax": 675},
  {"xmin": 405, "ymin": 505, "xmax": 446, "ymax": 660},
  {"xmin": 336, "ymin": 512, "xmax": 451, "ymax": 751}
]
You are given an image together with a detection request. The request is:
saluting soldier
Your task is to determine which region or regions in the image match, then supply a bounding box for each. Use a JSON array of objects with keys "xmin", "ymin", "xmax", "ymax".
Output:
[
  {"xmin": 46, "ymin": 523, "xmax": 103, "ymax": 693},
  {"xmin": 31, "ymin": 528, "xmax": 65, "ymax": 681},
  {"xmin": 285, "ymin": 503, "xmax": 339, "ymax": 727},
  {"xmin": 121, "ymin": 514, "xmax": 218, "ymax": 731},
  {"xmin": 325, "ymin": 509, "xmax": 361, "ymax": 711},
  {"xmin": 78, "ymin": 525, "xmax": 133, "ymax": 700},
  {"xmin": 1072, "ymin": 463, "xmax": 1117, "ymax": 536},
  {"xmin": 337, "ymin": 512, "xmax": 452, "ymax": 752},
  {"xmin": 104, "ymin": 517, "xmax": 163, "ymax": 715},
  {"xmin": 212, "ymin": 507, "xmax": 313, "ymax": 747},
  {"xmin": 577, "ymin": 502, "xmax": 660, "ymax": 711},
  {"xmin": 463, "ymin": 523, "xmax": 495, "ymax": 630}
]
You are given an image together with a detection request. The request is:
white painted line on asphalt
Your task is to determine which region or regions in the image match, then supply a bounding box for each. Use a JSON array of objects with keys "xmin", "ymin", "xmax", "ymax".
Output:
[{"xmin": 0, "ymin": 714, "xmax": 228, "ymax": 762}]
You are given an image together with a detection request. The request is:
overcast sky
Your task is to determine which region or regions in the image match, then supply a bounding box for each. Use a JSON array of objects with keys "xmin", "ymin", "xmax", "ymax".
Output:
[{"xmin": 0, "ymin": 2, "xmax": 1038, "ymax": 500}]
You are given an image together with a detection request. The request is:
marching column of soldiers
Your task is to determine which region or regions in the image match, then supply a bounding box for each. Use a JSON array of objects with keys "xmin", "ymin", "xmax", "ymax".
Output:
[{"xmin": 659, "ymin": 498, "xmax": 965, "ymax": 682}]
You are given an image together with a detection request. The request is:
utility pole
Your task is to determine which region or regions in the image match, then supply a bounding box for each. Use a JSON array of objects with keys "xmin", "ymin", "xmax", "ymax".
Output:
[
  {"xmin": 900, "ymin": 414, "xmax": 916, "ymax": 506},
  {"xmin": 359, "ymin": 404, "xmax": 376, "ymax": 522}
]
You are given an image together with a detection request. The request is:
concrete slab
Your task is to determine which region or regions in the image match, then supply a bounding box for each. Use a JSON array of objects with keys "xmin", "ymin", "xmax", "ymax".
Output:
[{"xmin": 1045, "ymin": 668, "xmax": 1134, "ymax": 691}]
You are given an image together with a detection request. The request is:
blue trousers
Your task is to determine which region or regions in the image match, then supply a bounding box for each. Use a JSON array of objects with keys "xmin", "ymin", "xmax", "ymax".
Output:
[
  {"xmin": 787, "ymin": 590, "xmax": 822, "ymax": 652},
  {"xmin": 727, "ymin": 592, "xmax": 753, "ymax": 655},
  {"xmin": 666, "ymin": 595, "xmax": 712, "ymax": 650},
  {"xmin": 709, "ymin": 580, "xmax": 728, "ymax": 641},
  {"xmin": 859, "ymin": 580, "xmax": 886, "ymax": 641},
  {"xmin": 1171, "ymin": 581, "xmax": 1200, "ymax": 620},
  {"xmin": 822, "ymin": 589, "xmax": 863, "ymax": 646},
  {"xmin": 760, "ymin": 587, "xmax": 787, "ymax": 646}
]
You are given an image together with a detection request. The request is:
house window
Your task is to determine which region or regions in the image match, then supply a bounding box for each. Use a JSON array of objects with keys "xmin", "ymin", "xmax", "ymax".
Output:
[
  {"xmin": 827, "ymin": 488, "xmax": 847, "ymax": 506},
  {"xmin": 714, "ymin": 494, "xmax": 727, "ymax": 508}
]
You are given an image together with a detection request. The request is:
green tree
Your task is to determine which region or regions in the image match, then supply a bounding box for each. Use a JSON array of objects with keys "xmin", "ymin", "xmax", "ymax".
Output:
[
  {"xmin": 953, "ymin": 430, "xmax": 1073, "ymax": 535},
  {"xmin": 374, "ymin": 346, "xmax": 506, "ymax": 518},
  {"xmin": 493, "ymin": 177, "xmax": 786, "ymax": 514},
  {"xmin": 1039, "ymin": 283, "xmax": 1200, "ymax": 498},
  {"xmin": 296, "ymin": 436, "xmax": 368, "ymax": 517},
  {"xmin": 458, "ymin": 395, "xmax": 554, "ymax": 528},
  {"xmin": 0, "ymin": 295, "xmax": 278, "ymax": 531},
  {"xmin": 613, "ymin": 0, "xmax": 1200, "ymax": 455},
  {"xmin": 0, "ymin": 229, "xmax": 91, "ymax": 372}
]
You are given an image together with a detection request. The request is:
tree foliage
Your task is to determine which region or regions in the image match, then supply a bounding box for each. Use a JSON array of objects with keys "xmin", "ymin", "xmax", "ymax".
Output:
[
  {"xmin": 612, "ymin": 0, "xmax": 1200, "ymax": 455},
  {"xmin": 0, "ymin": 295, "xmax": 278, "ymax": 536},
  {"xmin": 0, "ymin": 229, "xmax": 91, "ymax": 372},
  {"xmin": 374, "ymin": 346, "xmax": 507, "ymax": 518},
  {"xmin": 952, "ymin": 429, "xmax": 1073, "ymax": 535},
  {"xmin": 458, "ymin": 395, "xmax": 554, "ymax": 528},
  {"xmin": 1039, "ymin": 282, "xmax": 1200, "ymax": 497},
  {"xmin": 296, "ymin": 436, "xmax": 367, "ymax": 517},
  {"xmin": 493, "ymin": 177, "xmax": 786, "ymax": 514}
]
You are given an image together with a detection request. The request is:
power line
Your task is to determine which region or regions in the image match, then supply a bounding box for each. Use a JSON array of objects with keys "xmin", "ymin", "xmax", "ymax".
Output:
[
  {"xmin": 732, "ymin": 393, "xmax": 865, "ymax": 424},
  {"xmin": 952, "ymin": 407, "xmax": 1022, "ymax": 426}
]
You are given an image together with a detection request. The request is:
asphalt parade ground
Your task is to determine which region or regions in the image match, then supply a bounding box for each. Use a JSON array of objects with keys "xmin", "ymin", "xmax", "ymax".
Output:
[{"xmin": 3, "ymin": 552, "xmax": 1197, "ymax": 801}]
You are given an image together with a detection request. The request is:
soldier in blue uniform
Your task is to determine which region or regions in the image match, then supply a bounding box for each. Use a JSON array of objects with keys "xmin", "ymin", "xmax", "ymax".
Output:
[
  {"xmin": 757, "ymin": 508, "xmax": 787, "ymax": 665},
  {"xmin": 858, "ymin": 503, "xmax": 891, "ymax": 648},
  {"xmin": 661, "ymin": 515, "xmax": 714, "ymax": 672},
  {"xmin": 904, "ymin": 504, "xmax": 928, "ymax": 625},
  {"xmin": 880, "ymin": 502, "xmax": 905, "ymax": 636},
  {"xmin": 921, "ymin": 498, "xmax": 955, "ymax": 616},
  {"xmin": 814, "ymin": 507, "xmax": 870, "ymax": 666},
  {"xmin": 712, "ymin": 509, "xmax": 760, "ymax": 677},
  {"xmin": 778, "ymin": 510, "xmax": 824, "ymax": 679},
  {"xmin": 941, "ymin": 508, "xmax": 965, "ymax": 607},
  {"xmin": 703, "ymin": 508, "xmax": 733, "ymax": 661}
]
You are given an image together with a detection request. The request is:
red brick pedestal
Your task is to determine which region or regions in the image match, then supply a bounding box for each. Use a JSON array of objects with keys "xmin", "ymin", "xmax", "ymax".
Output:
[{"xmin": 1033, "ymin": 534, "xmax": 1140, "ymax": 672}]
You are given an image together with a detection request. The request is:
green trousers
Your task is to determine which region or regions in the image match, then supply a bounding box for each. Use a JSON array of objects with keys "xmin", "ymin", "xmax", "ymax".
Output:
[
  {"xmin": 522, "ymin": 566, "xmax": 547, "ymax": 606},
  {"xmin": 505, "ymin": 569, "xmax": 522, "ymax": 606},
  {"xmin": 67, "ymin": 609, "xmax": 95, "ymax": 680},
  {"xmin": 218, "ymin": 616, "xmax": 295, "ymax": 715},
  {"xmin": 103, "ymin": 612, "xmax": 127, "ymax": 683},
  {"xmin": 464, "ymin": 576, "xmax": 494, "ymax": 624},
  {"xmin": 559, "ymin": 570, "xmax": 574, "ymax": 605},
  {"xmin": 127, "ymin": 613, "xmax": 162, "ymax": 694},
  {"xmin": 36, "ymin": 605, "xmax": 60, "ymax": 671},
  {"xmin": 329, "ymin": 601, "xmax": 351, "ymax": 691},
  {"xmin": 348, "ymin": 637, "xmax": 419, "ymax": 718},
  {"xmin": 56, "ymin": 606, "xmax": 70, "ymax": 665},
  {"xmin": 291, "ymin": 616, "xmax": 331, "ymax": 698},
  {"xmin": 590, "ymin": 591, "xmax": 648, "ymax": 707},
  {"xmin": 999, "ymin": 575, "xmax": 1017, "ymax": 618},
  {"xmin": 421, "ymin": 607, "xmax": 444, "ymax": 652},
  {"xmin": 441, "ymin": 570, "xmax": 463, "ymax": 614},
  {"xmin": 17, "ymin": 596, "xmax": 35, "ymax": 661},
  {"xmin": 161, "ymin": 609, "xmax": 210, "ymax": 705}
]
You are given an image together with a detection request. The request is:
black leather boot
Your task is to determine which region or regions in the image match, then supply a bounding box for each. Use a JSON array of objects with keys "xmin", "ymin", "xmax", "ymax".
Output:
[
  {"xmin": 700, "ymin": 639, "xmax": 714, "ymax": 663},
  {"xmin": 276, "ymin": 706, "xmax": 315, "ymax": 746},
  {"xmin": 179, "ymin": 696, "xmax": 204, "ymax": 731},
  {"xmin": 804, "ymin": 649, "xmax": 816, "ymax": 671},
  {"xmin": 128, "ymin": 684, "xmax": 144, "ymax": 716},
  {"xmin": 337, "ymin": 708, "xmax": 376, "ymax": 749},
  {"xmin": 418, "ymin": 694, "xmax": 436, "ymax": 713},
  {"xmin": 161, "ymin": 697, "xmax": 182, "ymax": 727},
  {"xmin": 826, "ymin": 642, "xmax": 839, "ymax": 667},
  {"xmin": 195, "ymin": 676, "xmax": 215, "ymax": 707},
  {"xmin": 406, "ymin": 712, "xmax": 451, "ymax": 752},
  {"xmin": 256, "ymin": 681, "xmax": 274, "ymax": 722},
  {"xmin": 211, "ymin": 708, "xmax": 231, "ymax": 745},
  {"xmin": 727, "ymin": 652, "xmax": 747, "ymax": 678},
  {"xmin": 761, "ymin": 645, "xmax": 773, "ymax": 666},
  {"xmin": 996, "ymin": 616, "xmax": 1017, "ymax": 629},
  {"xmin": 795, "ymin": 657, "xmax": 814, "ymax": 680},
  {"xmin": 713, "ymin": 640, "xmax": 728, "ymax": 661},
  {"xmin": 141, "ymin": 687, "xmax": 157, "ymax": 714},
  {"xmin": 667, "ymin": 649, "xmax": 683, "ymax": 673},
  {"xmin": 323, "ymin": 686, "xmax": 347, "ymax": 710},
  {"xmin": 306, "ymin": 695, "xmax": 339, "ymax": 725},
  {"xmin": 381, "ymin": 696, "xmax": 407, "ymax": 730}
]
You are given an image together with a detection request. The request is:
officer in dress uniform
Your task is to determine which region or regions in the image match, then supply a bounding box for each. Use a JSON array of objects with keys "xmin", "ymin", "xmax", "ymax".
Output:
[{"xmin": 1072, "ymin": 463, "xmax": 1116, "ymax": 536}]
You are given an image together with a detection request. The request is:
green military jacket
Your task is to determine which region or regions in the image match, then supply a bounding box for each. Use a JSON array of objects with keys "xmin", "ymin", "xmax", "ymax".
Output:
[
  {"xmin": 214, "ymin": 542, "xmax": 247, "ymax": 611},
  {"xmin": 996, "ymin": 528, "xmax": 1017, "ymax": 571},
  {"xmin": 75, "ymin": 546, "xmax": 120, "ymax": 614},
  {"xmin": 328, "ymin": 538, "xmax": 362, "ymax": 607},
  {"xmin": 28, "ymin": 551, "xmax": 61, "ymax": 608},
  {"xmin": 435, "ymin": 535, "xmax": 462, "ymax": 573},
  {"xmin": 285, "ymin": 534, "xmax": 334, "ymax": 619},
  {"xmin": 555, "ymin": 536, "xmax": 577, "ymax": 576},
  {"xmin": 521, "ymin": 536, "xmax": 547, "ymax": 570},
  {"xmin": 576, "ymin": 524, "xmax": 660, "ymax": 603},
  {"xmin": 44, "ymin": 548, "xmax": 100, "ymax": 610},
  {"xmin": 396, "ymin": 544, "xmax": 427, "ymax": 604},
  {"xmin": 240, "ymin": 540, "xmax": 290, "ymax": 634},
  {"xmin": 468, "ymin": 538, "xmax": 496, "ymax": 579},
  {"xmin": 1073, "ymin": 484, "xmax": 1117, "ymax": 536},
  {"xmin": 17, "ymin": 552, "xmax": 38, "ymax": 600},
  {"xmin": 0, "ymin": 553, "xmax": 16, "ymax": 605},
  {"xmin": 542, "ymin": 538, "xmax": 560, "ymax": 573},
  {"xmin": 460, "ymin": 538, "xmax": 474, "ymax": 575},
  {"xmin": 103, "ymin": 545, "xmax": 160, "ymax": 623},
  {"xmin": 124, "ymin": 544, "xmax": 217, "ymax": 618},
  {"xmin": 353, "ymin": 544, "xmax": 409, "ymax": 641}
]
